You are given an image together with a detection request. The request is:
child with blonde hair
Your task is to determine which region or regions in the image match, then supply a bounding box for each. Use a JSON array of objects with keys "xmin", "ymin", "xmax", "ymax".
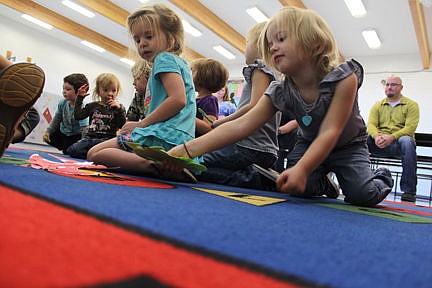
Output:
[
  {"xmin": 127, "ymin": 59, "xmax": 152, "ymax": 121},
  {"xmin": 87, "ymin": 3, "xmax": 196, "ymax": 181},
  {"xmin": 66, "ymin": 73, "xmax": 126, "ymax": 159},
  {"xmin": 167, "ymin": 7, "xmax": 393, "ymax": 206},
  {"xmin": 169, "ymin": 22, "xmax": 280, "ymax": 188}
]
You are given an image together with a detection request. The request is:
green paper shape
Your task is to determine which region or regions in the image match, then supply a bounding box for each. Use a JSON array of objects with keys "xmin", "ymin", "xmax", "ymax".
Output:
[
  {"xmin": 127, "ymin": 142, "xmax": 207, "ymax": 173},
  {"xmin": 317, "ymin": 203, "xmax": 432, "ymax": 223},
  {"xmin": 0, "ymin": 156, "xmax": 30, "ymax": 165}
]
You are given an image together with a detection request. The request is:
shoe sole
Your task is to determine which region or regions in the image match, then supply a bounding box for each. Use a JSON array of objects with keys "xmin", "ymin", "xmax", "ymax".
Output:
[{"xmin": 0, "ymin": 63, "xmax": 45, "ymax": 156}]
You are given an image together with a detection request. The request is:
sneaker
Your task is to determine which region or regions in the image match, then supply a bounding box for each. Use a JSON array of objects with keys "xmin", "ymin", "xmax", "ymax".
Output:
[
  {"xmin": 374, "ymin": 167, "xmax": 394, "ymax": 187},
  {"xmin": 150, "ymin": 163, "xmax": 197, "ymax": 183},
  {"xmin": 251, "ymin": 164, "xmax": 279, "ymax": 191},
  {"xmin": 401, "ymin": 192, "xmax": 416, "ymax": 203},
  {"xmin": 324, "ymin": 173, "xmax": 340, "ymax": 199},
  {"xmin": 0, "ymin": 63, "xmax": 45, "ymax": 156}
]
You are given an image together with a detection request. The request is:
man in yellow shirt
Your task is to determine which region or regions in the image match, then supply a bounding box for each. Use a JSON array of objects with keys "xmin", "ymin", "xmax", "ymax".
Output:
[{"xmin": 367, "ymin": 75, "xmax": 419, "ymax": 202}]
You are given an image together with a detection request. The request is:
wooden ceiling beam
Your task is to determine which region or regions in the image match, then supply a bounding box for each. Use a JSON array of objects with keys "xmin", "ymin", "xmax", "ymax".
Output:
[
  {"xmin": 278, "ymin": 0, "xmax": 306, "ymax": 9},
  {"xmin": 408, "ymin": 0, "xmax": 430, "ymax": 69},
  {"xmin": 76, "ymin": 0, "xmax": 203, "ymax": 62},
  {"xmin": 0, "ymin": 0, "xmax": 129, "ymax": 58},
  {"xmin": 168, "ymin": 0, "xmax": 246, "ymax": 53}
]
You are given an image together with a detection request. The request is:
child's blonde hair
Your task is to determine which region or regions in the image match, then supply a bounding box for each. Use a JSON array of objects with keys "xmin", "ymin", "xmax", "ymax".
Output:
[
  {"xmin": 131, "ymin": 59, "xmax": 152, "ymax": 80},
  {"xmin": 260, "ymin": 7, "xmax": 339, "ymax": 78},
  {"xmin": 247, "ymin": 22, "xmax": 267, "ymax": 56},
  {"xmin": 190, "ymin": 58, "xmax": 229, "ymax": 93},
  {"xmin": 127, "ymin": 3, "xmax": 184, "ymax": 56},
  {"xmin": 93, "ymin": 73, "xmax": 122, "ymax": 101}
]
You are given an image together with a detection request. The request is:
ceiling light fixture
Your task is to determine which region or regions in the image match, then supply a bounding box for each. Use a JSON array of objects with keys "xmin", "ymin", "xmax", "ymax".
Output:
[
  {"xmin": 21, "ymin": 14, "xmax": 53, "ymax": 30},
  {"xmin": 81, "ymin": 40, "xmax": 105, "ymax": 53},
  {"xmin": 246, "ymin": 6, "xmax": 269, "ymax": 23},
  {"xmin": 120, "ymin": 58, "xmax": 135, "ymax": 66},
  {"xmin": 182, "ymin": 20, "xmax": 202, "ymax": 37},
  {"xmin": 362, "ymin": 29, "xmax": 381, "ymax": 49},
  {"xmin": 343, "ymin": 0, "xmax": 367, "ymax": 18},
  {"xmin": 420, "ymin": 0, "xmax": 432, "ymax": 7},
  {"xmin": 213, "ymin": 45, "xmax": 236, "ymax": 60},
  {"xmin": 62, "ymin": 0, "xmax": 95, "ymax": 18}
]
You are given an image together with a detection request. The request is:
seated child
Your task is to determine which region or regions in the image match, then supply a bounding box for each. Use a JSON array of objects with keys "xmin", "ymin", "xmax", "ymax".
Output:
[
  {"xmin": 43, "ymin": 73, "xmax": 89, "ymax": 153},
  {"xmin": 66, "ymin": 73, "xmax": 126, "ymax": 159},
  {"xmin": 127, "ymin": 59, "xmax": 152, "ymax": 121},
  {"xmin": 190, "ymin": 58, "xmax": 229, "ymax": 137},
  {"xmin": 167, "ymin": 7, "xmax": 393, "ymax": 207}
]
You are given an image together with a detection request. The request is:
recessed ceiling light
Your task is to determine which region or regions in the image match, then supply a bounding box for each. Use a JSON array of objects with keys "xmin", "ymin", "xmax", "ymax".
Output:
[
  {"xmin": 362, "ymin": 29, "xmax": 381, "ymax": 49},
  {"xmin": 182, "ymin": 20, "xmax": 202, "ymax": 37},
  {"xmin": 246, "ymin": 6, "xmax": 269, "ymax": 23},
  {"xmin": 21, "ymin": 14, "xmax": 53, "ymax": 30},
  {"xmin": 120, "ymin": 58, "xmax": 135, "ymax": 66},
  {"xmin": 213, "ymin": 45, "xmax": 235, "ymax": 60},
  {"xmin": 81, "ymin": 40, "xmax": 105, "ymax": 53},
  {"xmin": 344, "ymin": 0, "xmax": 367, "ymax": 18},
  {"xmin": 420, "ymin": 0, "xmax": 432, "ymax": 7},
  {"xmin": 62, "ymin": 0, "xmax": 95, "ymax": 18}
]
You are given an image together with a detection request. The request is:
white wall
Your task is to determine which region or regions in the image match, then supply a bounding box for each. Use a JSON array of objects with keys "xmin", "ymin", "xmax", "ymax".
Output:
[
  {"xmin": 0, "ymin": 16, "xmax": 135, "ymax": 108},
  {"xmin": 356, "ymin": 55, "xmax": 432, "ymax": 134}
]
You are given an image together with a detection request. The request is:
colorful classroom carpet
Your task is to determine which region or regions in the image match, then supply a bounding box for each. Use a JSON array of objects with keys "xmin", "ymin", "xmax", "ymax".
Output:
[{"xmin": 1, "ymin": 146, "xmax": 432, "ymax": 288}]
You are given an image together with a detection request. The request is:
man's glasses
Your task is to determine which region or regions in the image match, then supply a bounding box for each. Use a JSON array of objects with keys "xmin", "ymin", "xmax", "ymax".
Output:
[{"xmin": 385, "ymin": 83, "xmax": 401, "ymax": 87}]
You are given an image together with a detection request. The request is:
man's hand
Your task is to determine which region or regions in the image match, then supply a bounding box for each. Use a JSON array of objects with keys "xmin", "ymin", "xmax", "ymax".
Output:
[{"xmin": 375, "ymin": 133, "xmax": 395, "ymax": 148}]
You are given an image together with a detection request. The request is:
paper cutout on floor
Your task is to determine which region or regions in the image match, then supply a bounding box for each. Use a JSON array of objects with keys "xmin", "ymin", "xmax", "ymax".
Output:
[
  {"xmin": 28, "ymin": 153, "xmax": 114, "ymax": 177},
  {"xmin": 194, "ymin": 187, "xmax": 286, "ymax": 206},
  {"xmin": 27, "ymin": 154, "xmax": 174, "ymax": 188},
  {"xmin": 317, "ymin": 203, "xmax": 432, "ymax": 223}
]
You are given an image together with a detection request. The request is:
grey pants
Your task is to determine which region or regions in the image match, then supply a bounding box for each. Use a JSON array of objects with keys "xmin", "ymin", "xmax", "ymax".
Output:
[{"xmin": 287, "ymin": 140, "xmax": 393, "ymax": 207}]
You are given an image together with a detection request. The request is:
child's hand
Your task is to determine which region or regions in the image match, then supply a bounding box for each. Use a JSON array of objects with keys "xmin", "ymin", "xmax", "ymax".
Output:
[
  {"xmin": 120, "ymin": 121, "xmax": 140, "ymax": 134},
  {"xmin": 42, "ymin": 133, "xmax": 50, "ymax": 143},
  {"xmin": 107, "ymin": 99, "xmax": 120, "ymax": 109},
  {"xmin": 276, "ymin": 166, "xmax": 308, "ymax": 195},
  {"xmin": 77, "ymin": 84, "xmax": 90, "ymax": 97}
]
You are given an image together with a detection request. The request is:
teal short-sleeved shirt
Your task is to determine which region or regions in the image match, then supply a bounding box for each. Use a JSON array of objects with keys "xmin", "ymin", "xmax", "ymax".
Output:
[{"xmin": 131, "ymin": 52, "xmax": 196, "ymax": 151}]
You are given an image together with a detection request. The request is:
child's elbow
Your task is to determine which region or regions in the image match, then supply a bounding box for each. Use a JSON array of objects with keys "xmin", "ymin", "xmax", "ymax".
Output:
[{"xmin": 176, "ymin": 97, "xmax": 186, "ymax": 109}]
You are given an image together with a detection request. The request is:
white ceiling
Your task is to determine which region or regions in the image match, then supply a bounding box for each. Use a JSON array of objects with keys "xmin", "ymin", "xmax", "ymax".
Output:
[{"xmin": 1, "ymin": 0, "xmax": 431, "ymax": 78}]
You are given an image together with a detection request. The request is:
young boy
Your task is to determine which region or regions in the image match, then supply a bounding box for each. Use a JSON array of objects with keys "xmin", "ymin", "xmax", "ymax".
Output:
[{"xmin": 43, "ymin": 73, "xmax": 89, "ymax": 153}]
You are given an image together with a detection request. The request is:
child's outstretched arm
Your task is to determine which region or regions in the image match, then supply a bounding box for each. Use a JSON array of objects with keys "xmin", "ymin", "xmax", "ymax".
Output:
[
  {"xmin": 168, "ymin": 95, "xmax": 277, "ymax": 159},
  {"xmin": 212, "ymin": 70, "xmax": 271, "ymax": 128},
  {"xmin": 277, "ymin": 73, "xmax": 358, "ymax": 194}
]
